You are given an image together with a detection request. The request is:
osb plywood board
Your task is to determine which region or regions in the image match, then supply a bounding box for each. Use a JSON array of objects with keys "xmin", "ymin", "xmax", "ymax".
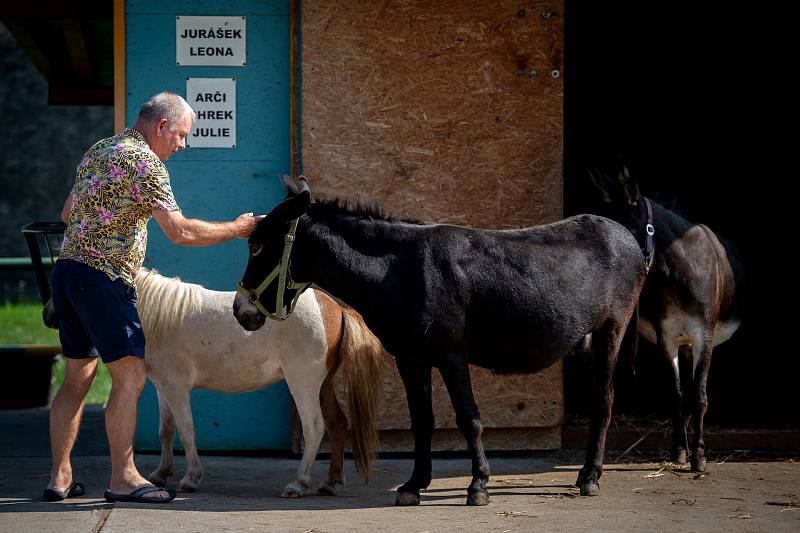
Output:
[
  {"xmin": 331, "ymin": 353, "xmax": 563, "ymax": 434},
  {"xmin": 301, "ymin": 1, "xmax": 564, "ymax": 449},
  {"xmin": 300, "ymin": 426, "xmax": 561, "ymax": 454},
  {"xmin": 301, "ymin": 0, "xmax": 564, "ymax": 229},
  {"xmin": 376, "ymin": 426, "xmax": 561, "ymax": 451},
  {"xmin": 334, "ymin": 352, "xmax": 562, "ymax": 430}
]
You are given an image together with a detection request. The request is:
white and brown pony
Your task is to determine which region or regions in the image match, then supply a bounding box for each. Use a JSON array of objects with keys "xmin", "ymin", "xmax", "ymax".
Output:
[{"xmin": 135, "ymin": 268, "xmax": 383, "ymax": 496}]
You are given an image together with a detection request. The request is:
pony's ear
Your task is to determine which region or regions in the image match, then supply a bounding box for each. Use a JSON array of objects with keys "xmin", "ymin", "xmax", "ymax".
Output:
[
  {"xmin": 588, "ymin": 167, "xmax": 616, "ymax": 204},
  {"xmin": 617, "ymin": 165, "xmax": 641, "ymax": 206}
]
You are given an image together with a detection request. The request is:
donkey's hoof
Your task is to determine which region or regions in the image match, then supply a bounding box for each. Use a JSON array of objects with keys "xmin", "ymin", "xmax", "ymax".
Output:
[
  {"xmin": 578, "ymin": 481, "xmax": 599, "ymax": 496},
  {"xmin": 396, "ymin": 491, "xmax": 421, "ymax": 506},
  {"xmin": 317, "ymin": 481, "xmax": 343, "ymax": 496},
  {"xmin": 674, "ymin": 449, "xmax": 688, "ymax": 465},
  {"xmin": 467, "ymin": 490, "xmax": 490, "ymax": 506},
  {"xmin": 691, "ymin": 455, "xmax": 707, "ymax": 473}
]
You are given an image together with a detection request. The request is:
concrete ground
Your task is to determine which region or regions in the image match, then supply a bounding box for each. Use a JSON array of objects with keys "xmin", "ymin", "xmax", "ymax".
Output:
[{"xmin": 1, "ymin": 408, "xmax": 799, "ymax": 532}]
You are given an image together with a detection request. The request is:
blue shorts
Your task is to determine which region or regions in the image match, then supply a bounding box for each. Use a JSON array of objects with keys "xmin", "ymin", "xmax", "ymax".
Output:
[{"xmin": 51, "ymin": 259, "xmax": 145, "ymax": 364}]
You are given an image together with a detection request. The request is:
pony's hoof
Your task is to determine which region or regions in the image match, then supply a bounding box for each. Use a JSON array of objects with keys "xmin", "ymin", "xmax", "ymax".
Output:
[
  {"xmin": 674, "ymin": 449, "xmax": 688, "ymax": 465},
  {"xmin": 691, "ymin": 455, "xmax": 707, "ymax": 473},
  {"xmin": 178, "ymin": 475, "xmax": 200, "ymax": 493},
  {"xmin": 578, "ymin": 481, "xmax": 599, "ymax": 496},
  {"xmin": 147, "ymin": 472, "xmax": 170, "ymax": 487},
  {"xmin": 467, "ymin": 490, "xmax": 490, "ymax": 506},
  {"xmin": 396, "ymin": 491, "xmax": 421, "ymax": 506},
  {"xmin": 317, "ymin": 481, "xmax": 343, "ymax": 496},
  {"xmin": 281, "ymin": 483, "xmax": 307, "ymax": 498}
]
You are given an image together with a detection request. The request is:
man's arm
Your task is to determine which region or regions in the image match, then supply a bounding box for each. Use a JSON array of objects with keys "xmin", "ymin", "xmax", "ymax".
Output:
[
  {"xmin": 152, "ymin": 209, "xmax": 262, "ymax": 246},
  {"xmin": 60, "ymin": 193, "xmax": 74, "ymax": 224}
]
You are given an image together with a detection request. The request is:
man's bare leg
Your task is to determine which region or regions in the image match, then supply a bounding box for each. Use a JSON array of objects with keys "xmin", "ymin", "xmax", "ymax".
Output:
[
  {"xmin": 105, "ymin": 356, "xmax": 170, "ymax": 498},
  {"xmin": 47, "ymin": 357, "xmax": 97, "ymax": 493}
]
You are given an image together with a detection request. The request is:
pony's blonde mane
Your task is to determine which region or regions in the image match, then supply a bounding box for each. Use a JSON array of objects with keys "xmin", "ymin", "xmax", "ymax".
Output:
[{"xmin": 135, "ymin": 267, "xmax": 204, "ymax": 345}]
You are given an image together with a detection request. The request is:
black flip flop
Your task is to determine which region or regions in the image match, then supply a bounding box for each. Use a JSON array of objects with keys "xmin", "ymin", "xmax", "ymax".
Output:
[
  {"xmin": 103, "ymin": 485, "xmax": 176, "ymax": 504},
  {"xmin": 43, "ymin": 481, "xmax": 85, "ymax": 501}
]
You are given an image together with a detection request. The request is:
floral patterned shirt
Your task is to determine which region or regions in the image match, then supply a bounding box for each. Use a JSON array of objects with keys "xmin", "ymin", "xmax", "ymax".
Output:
[{"xmin": 59, "ymin": 128, "xmax": 180, "ymax": 287}]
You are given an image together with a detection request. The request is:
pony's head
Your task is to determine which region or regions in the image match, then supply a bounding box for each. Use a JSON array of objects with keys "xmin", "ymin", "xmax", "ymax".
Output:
[{"xmin": 233, "ymin": 176, "xmax": 312, "ymax": 330}]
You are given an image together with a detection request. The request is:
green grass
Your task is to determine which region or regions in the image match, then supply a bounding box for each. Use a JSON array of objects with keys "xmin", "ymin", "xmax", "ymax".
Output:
[
  {"xmin": 0, "ymin": 302, "xmax": 111, "ymax": 405},
  {"xmin": 0, "ymin": 302, "xmax": 60, "ymax": 345}
]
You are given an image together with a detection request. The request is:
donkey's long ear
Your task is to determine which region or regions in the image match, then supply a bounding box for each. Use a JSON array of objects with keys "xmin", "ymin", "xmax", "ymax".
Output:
[
  {"xmin": 281, "ymin": 174, "xmax": 313, "ymax": 199},
  {"xmin": 588, "ymin": 167, "xmax": 616, "ymax": 204},
  {"xmin": 297, "ymin": 175, "xmax": 310, "ymax": 194},
  {"xmin": 617, "ymin": 165, "xmax": 641, "ymax": 206},
  {"xmin": 267, "ymin": 188, "xmax": 311, "ymax": 222}
]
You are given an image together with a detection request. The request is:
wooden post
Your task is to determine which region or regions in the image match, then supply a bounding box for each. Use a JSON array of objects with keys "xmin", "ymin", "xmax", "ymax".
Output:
[
  {"xmin": 290, "ymin": 0, "xmax": 300, "ymax": 179},
  {"xmin": 113, "ymin": 0, "xmax": 125, "ymax": 133}
]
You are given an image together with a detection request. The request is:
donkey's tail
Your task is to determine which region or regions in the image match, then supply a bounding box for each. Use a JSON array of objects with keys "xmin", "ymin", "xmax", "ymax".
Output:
[{"xmin": 339, "ymin": 307, "xmax": 383, "ymax": 482}]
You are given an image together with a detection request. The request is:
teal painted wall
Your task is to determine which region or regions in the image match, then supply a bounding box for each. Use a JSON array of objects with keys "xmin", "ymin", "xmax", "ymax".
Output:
[{"xmin": 129, "ymin": 0, "xmax": 292, "ymax": 451}]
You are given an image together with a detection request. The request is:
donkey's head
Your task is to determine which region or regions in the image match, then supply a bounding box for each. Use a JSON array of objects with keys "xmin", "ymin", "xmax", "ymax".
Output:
[
  {"xmin": 233, "ymin": 176, "xmax": 312, "ymax": 330},
  {"xmin": 587, "ymin": 160, "xmax": 645, "ymax": 234}
]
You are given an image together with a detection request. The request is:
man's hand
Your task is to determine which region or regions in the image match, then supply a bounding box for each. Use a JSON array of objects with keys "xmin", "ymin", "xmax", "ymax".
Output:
[
  {"xmin": 154, "ymin": 209, "xmax": 265, "ymax": 246},
  {"xmin": 234, "ymin": 213, "xmax": 266, "ymax": 238}
]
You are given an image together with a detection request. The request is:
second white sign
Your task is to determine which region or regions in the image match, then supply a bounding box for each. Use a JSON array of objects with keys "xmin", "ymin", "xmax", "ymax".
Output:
[{"xmin": 187, "ymin": 78, "xmax": 236, "ymax": 149}]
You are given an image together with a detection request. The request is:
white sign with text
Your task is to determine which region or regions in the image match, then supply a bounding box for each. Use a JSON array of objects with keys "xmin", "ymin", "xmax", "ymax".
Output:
[
  {"xmin": 176, "ymin": 16, "xmax": 246, "ymax": 66},
  {"xmin": 186, "ymin": 78, "xmax": 236, "ymax": 148}
]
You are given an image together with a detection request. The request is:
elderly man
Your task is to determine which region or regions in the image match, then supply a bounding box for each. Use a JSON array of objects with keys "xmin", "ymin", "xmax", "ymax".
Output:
[{"xmin": 44, "ymin": 92, "xmax": 261, "ymax": 504}]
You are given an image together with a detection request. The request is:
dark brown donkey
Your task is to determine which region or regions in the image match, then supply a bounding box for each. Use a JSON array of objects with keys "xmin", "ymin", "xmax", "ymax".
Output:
[{"xmin": 589, "ymin": 164, "xmax": 745, "ymax": 471}]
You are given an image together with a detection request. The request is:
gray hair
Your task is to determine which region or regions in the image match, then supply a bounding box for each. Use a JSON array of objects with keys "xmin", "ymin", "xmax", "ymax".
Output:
[{"xmin": 137, "ymin": 92, "xmax": 196, "ymax": 130}]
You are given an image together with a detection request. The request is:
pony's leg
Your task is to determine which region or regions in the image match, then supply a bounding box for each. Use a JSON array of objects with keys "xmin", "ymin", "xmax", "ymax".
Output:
[
  {"xmin": 284, "ymin": 376, "xmax": 326, "ymax": 497},
  {"xmin": 660, "ymin": 334, "xmax": 688, "ymax": 464},
  {"xmin": 576, "ymin": 320, "xmax": 624, "ymax": 496},
  {"xmin": 395, "ymin": 357, "xmax": 433, "ymax": 506},
  {"xmin": 688, "ymin": 332, "xmax": 715, "ymax": 472},
  {"xmin": 438, "ymin": 353, "xmax": 490, "ymax": 506},
  {"xmin": 159, "ymin": 386, "xmax": 203, "ymax": 492},
  {"xmin": 318, "ymin": 376, "xmax": 347, "ymax": 495},
  {"xmin": 147, "ymin": 387, "xmax": 176, "ymax": 486}
]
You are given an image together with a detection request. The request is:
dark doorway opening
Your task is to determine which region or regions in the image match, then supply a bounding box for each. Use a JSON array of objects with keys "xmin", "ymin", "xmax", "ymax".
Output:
[{"xmin": 563, "ymin": 2, "xmax": 794, "ymax": 428}]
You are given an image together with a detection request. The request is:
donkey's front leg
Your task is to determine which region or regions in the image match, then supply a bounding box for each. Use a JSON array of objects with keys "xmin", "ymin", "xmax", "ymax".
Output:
[
  {"xmin": 438, "ymin": 353, "xmax": 490, "ymax": 506},
  {"xmin": 395, "ymin": 357, "xmax": 433, "ymax": 506}
]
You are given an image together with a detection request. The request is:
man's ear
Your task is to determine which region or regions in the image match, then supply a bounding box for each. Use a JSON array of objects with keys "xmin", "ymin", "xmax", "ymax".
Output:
[{"xmin": 156, "ymin": 118, "xmax": 168, "ymax": 136}]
